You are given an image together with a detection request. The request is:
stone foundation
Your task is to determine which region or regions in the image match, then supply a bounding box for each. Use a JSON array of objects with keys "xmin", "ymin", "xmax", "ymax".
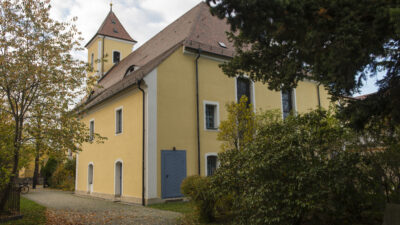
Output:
[{"xmin": 74, "ymin": 190, "xmax": 164, "ymax": 205}]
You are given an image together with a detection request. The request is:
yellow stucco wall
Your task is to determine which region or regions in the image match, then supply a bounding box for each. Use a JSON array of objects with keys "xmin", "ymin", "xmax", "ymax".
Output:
[
  {"xmin": 78, "ymin": 45, "xmax": 332, "ymax": 201},
  {"xmin": 76, "ymin": 87, "xmax": 143, "ymax": 199},
  {"xmin": 86, "ymin": 36, "xmax": 133, "ymax": 77},
  {"xmin": 103, "ymin": 38, "xmax": 133, "ymax": 73},
  {"xmin": 86, "ymin": 36, "xmax": 100, "ymax": 78},
  {"xmin": 156, "ymin": 47, "xmax": 331, "ymax": 197}
]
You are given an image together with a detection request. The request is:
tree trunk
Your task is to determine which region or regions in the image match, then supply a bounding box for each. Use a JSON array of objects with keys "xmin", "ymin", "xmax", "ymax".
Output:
[
  {"xmin": 0, "ymin": 118, "xmax": 23, "ymax": 212},
  {"xmin": 32, "ymin": 148, "xmax": 40, "ymax": 189},
  {"xmin": 33, "ymin": 118, "xmax": 42, "ymax": 189}
]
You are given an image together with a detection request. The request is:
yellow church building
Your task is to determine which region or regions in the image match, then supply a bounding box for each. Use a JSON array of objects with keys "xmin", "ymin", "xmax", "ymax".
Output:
[{"xmin": 75, "ymin": 2, "xmax": 331, "ymax": 205}]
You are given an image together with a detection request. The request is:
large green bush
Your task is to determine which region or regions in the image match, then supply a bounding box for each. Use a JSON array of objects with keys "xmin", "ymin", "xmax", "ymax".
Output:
[
  {"xmin": 181, "ymin": 103, "xmax": 396, "ymax": 225},
  {"xmin": 212, "ymin": 110, "xmax": 385, "ymax": 225},
  {"xmin": 181, "ymin": 175, "xmax": 216, "ymax": 222}
]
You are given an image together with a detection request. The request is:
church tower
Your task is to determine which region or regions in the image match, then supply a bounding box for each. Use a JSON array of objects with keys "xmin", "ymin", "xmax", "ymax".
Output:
[{"xmin": 85, "ymin": 3, "xmax": 136, "ymax": 77}]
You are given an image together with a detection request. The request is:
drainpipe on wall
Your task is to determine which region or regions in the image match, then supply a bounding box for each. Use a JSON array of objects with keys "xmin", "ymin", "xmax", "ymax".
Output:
[
  {"xmin": 138, "ymin": 80, "xmax": 146, "ymax": 206},
  {"xmin": 317, "ymin": 84, "xmax": 321, "ymax": 108},
  {"xmin": 195, "ymin": 49, "xmax": 201, "ymax": 176}
]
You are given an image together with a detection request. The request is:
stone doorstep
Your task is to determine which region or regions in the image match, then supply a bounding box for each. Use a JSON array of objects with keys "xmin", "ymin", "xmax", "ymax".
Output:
[{"xmin": 164, "ymin": 197, "xmax": 188, "ymax": 203}]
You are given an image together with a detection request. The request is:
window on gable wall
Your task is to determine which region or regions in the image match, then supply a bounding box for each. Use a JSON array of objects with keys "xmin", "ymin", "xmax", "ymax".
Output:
[
  {"xmin": 207, "ymin": 155, "xmax": 218, "ymax": 176},
  {"xmin": 282, "ymin": 89, "xmax": 295, "ymax": 119},
  {"xmin": 116, "ymin": 108, "xmax": 122, "ymax": 134},
  {"xmin": 91, "ymin": 53, "xmax": 94, "ymax": 69},
  {"xmin": 237, "ymin": 77, "xmax": 251, "ymax": 106},
  {"xmin": 113, "ymin": 51, "xmax": 120, "ymax": 64},
  {"xmin": 89, "ymin": 120, "xmax": 94, "ymax": 141}
]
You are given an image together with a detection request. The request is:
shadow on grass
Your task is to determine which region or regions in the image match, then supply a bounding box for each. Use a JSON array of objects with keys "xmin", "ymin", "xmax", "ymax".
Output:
[{"xmin": 0, "ymin": 197, "xmax": 46, "ymax": 225}]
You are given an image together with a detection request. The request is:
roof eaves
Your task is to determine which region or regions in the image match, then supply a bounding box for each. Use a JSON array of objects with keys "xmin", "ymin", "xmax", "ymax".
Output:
[{"xmin": 183, "ymin": 39, "xmax": 235, "ymax": 58}]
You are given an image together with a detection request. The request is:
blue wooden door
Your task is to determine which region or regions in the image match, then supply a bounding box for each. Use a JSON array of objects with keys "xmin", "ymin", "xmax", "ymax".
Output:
[{"xmin": 161, "ymin": 150, "xmax": 186, "ymax": 198}]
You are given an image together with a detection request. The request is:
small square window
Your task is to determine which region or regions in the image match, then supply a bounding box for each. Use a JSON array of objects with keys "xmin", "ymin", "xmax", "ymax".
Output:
[
  {"xmin": 205, "ymin": 104, "xmax": 218, "ymax": 130},
  {"xmin": 89, "ymin": 120, "xmax": 94, "ymax": 141},
  {"xmin": 116, "ymin": 108, "xmax": 122, "ymax": 134},
  {"xmin": 113, "ymin": 51, "xmax": 120, "ymax": 64}
]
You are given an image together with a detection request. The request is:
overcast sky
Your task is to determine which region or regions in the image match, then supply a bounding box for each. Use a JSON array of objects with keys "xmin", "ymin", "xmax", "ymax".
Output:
[{"xmin": 49, "ymin": 0, "xmax": 378, "ymax": 96}]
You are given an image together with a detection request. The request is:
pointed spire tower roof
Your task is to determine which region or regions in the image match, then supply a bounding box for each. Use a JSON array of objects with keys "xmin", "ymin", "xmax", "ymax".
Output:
[{"xmin": 85, "ymin": 5, "xmax": 136, "ymax": 47}]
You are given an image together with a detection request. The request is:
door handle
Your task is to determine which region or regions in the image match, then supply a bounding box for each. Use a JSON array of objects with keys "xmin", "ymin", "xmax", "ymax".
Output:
[{"xmin": 166, "ymin": 175, "xmax": 169, "ymax": 178}]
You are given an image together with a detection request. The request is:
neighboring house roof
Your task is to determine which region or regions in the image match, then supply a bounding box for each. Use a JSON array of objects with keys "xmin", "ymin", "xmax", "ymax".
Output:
[
  {"xmin": 84, "ymin": 2, "xmax": 233, "ymax": 110},
  {"xmin": 353, "ymin": 93, "xmax": 375, "ymax": 100},
  {"xmin": 85, "ymin": 10, "xmax": 136, "ymax": 47}
]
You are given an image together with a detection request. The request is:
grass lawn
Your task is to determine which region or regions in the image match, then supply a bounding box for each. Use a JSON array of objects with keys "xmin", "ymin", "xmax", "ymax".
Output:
[
  {"xmin": 0, "ymin": 197, "xmax": 46, "ymax": 225},
  {"xmin": 148, "ymin": 201, "xmax": 194, "ymax": 214}
]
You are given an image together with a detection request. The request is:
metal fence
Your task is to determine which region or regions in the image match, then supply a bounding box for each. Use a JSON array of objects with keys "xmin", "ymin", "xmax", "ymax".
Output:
[{"xmin": 3, "ymin": 186, "xmax": 20, "ymax": 213}]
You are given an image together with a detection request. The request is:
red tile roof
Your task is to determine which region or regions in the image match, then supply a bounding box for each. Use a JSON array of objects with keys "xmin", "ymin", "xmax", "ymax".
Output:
[
  {"xmin": 85, "ymin": 10, "xmax": 136, "ymax": 47},
  {"xmin": 84, "ymin": 2, "xmax": 233, "ymax": 110}
]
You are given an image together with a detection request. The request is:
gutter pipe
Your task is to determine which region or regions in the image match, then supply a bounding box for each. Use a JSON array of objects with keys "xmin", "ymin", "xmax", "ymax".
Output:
[
  {"xmin": 195, "ymin": 49, "xmax": 201, "ymax": 175},
  {"xmin": 138, "ymin": 80, "xmax": 145, "ymax": 206},
  {"xmin": 317, "ymin": 84, "xmax": 321, "ymax": 108}
]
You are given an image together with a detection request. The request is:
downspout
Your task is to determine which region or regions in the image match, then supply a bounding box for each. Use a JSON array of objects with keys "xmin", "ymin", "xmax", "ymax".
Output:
[
  {"xmin": 195, "ymin": 49, "xmax": 201, "ymax": 175},
  {"xmin": 317, "ymin": 84, "xmax": 321, "ymax": 108},
  {"xmin": 138, "ymin": 80, "xmax": 145, "ymax": 206}
]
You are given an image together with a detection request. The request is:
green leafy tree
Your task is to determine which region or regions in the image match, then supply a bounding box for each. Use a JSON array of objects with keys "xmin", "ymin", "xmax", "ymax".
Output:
[
  {"xmin": 0, "ymin": 0, "xmax": 103, "ymax": 211},
  {"xmin": 217, "ymin": 96, "xmax": 257, "ymax": 151},
  {"xmin": 207, "ymin": 0, "xmax": 399, "ymax": 127}
]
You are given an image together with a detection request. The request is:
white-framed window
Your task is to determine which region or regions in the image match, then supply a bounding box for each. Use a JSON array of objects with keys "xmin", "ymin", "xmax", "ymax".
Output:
[
  {"xmin": 203, "ymin": 101, "xmax": 219, "ymax": 131},
  {"xmin": 205, "ymin": 153, "xmax": 218, "ymax": 176},
  {"xmin": 115, "ymin": 107, "xmax": 123, "ymax": 134},
  {"xmin": 281, "ymin": 88, "xmax": 296, "ymax": 119},
  {"xmin": 113, "ymin": 51, "xmax": 121, "ymax": 64},
  {"xmin": 89, "ymin": 119, "xmax": 94, "ymax": 141}
]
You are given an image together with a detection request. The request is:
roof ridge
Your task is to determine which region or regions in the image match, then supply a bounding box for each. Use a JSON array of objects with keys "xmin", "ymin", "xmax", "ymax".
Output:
[
  {"xmin": 96, "ymin": 10, "xmax": 112, "ymax": 34},
  {"xmin": 99, "ymin": 2, "xmax": 205, "ymax": 77},
  {"xmin": 186, "ymin": 2, "xmax": 207, "ymax": 42},
  {"xmin": 134, "ymin": 1, "xmax": 204, "ymax": 52},
  {"xmin": 85, "ymin": 10, "xmax": 135, "ymax": 47}
]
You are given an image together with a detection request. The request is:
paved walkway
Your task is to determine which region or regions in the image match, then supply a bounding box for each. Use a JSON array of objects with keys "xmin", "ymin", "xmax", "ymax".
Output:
[{"xmin": 24, "ymin": 188, "xmax": 180, "ymax": 225}]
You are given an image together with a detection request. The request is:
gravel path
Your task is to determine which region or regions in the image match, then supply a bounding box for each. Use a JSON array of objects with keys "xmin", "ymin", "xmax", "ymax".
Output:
[{"xmin": 24, "ymin": 188, "xmax": 180, "ymax": 225}]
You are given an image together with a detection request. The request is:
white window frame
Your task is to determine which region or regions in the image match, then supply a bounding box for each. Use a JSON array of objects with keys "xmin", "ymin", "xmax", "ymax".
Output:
[
  {"xmin": 115, "ymin": 106, "xmax": 123, "ymax": 135},
  {"xmin": 89, "ymin": 119, "xmax": 95, "ymax": 141},
  {"xmin": 205, "ymin": 153, "xmax": 219, "ymax": 176},
  {"xmin": 280, "ymin": 88, "xmax": 297, "ymax": 119},
  {"xmin": 112, "ymin": 50, "xmax": 121, "ymax": 64},
  {"xmin": 203, "ymin": 101, "xmax": 220, "ymax": 131},
  {"xmin": 114, "ymin": 159, "xmax": 123, "ymax": 196},
  {"xmin": 234, "ymin": 76, "xmax": 256, "ymax": 111}
]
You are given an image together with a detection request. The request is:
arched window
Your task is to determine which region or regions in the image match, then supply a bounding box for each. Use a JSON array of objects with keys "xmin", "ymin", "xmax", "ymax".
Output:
[
  {"xmin": 115, "ymin": 160, "xmax": 123, "ymax": 196},
  {"xmin": 88, "ymin": 163, "xmax": 94, "ymax": 193}
]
